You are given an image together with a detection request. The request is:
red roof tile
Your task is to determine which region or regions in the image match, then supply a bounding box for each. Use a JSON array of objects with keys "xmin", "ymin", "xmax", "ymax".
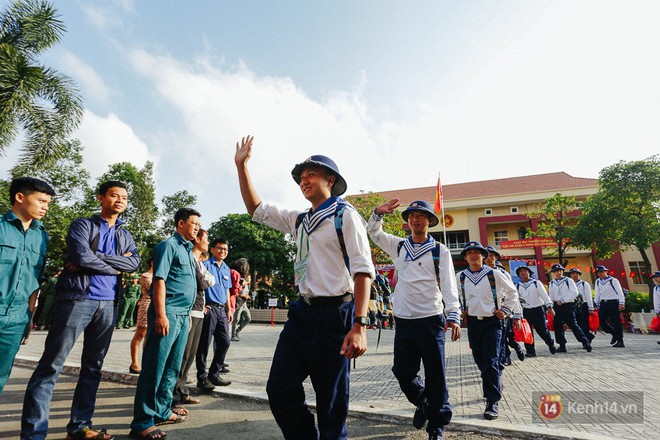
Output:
[{"xmin": 354, "ymin": 172, "xmax": 597, "ymax": 204}]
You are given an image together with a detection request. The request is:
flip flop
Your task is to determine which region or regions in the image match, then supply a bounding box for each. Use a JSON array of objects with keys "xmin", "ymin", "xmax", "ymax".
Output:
[
  {"xmin": 155, "ymin": 414, "xmax": 186, "ymax": 426},
  {"xmin": 171, "ymin": 406, "xmax": 189, "ymax": 416},
  {"xmin": 129, "ymin": 428, "xmax": 167, "ymax": 439},
  {"xmin": 183, "ymin": 396, "xmax": 201, "ymax": 404},
  {"xmin": 66, "ymin": 428, "xmax": 114, "ymax": 440}
]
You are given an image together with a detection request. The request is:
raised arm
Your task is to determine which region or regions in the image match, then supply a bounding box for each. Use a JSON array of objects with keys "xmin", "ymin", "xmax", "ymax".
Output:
[{"xmin": 234, "ymin": 135, "xmax": 261, "ymax": 216}]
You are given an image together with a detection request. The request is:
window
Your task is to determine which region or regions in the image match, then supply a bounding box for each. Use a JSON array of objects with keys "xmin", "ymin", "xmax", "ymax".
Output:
[
  {"xmin": 628, "ymin": 261, "xmax": 648, "ymax": 285},
  {"xmin": 484, "ymin": 208, "xmax": 493, "ymax": 215},
  {"xmin": 510, "ymin": 206, "xmax": 519, "ymax": 214},
  {"xmin": 494, "ymin": 231, "xmax": 508, "ymax": 246},
  {"xmin": 517, "ymin": 227, "xmax": 528, "ymax": 240},
  {"xmin": 434, "ymin": 231, "xmax": 467, "ymax": 250}
]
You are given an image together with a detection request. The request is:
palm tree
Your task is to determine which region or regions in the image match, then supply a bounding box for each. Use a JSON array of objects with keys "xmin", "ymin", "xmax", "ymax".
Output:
[{"xmin": 0, "ymin": 0, "xmax": 82, "ymax": 169}]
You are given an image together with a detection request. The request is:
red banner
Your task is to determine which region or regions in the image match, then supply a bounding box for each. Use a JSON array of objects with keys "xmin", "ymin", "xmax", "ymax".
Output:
[{"xmin": 500, "ymin": 238, "xmax": 556, "ymax": 249}]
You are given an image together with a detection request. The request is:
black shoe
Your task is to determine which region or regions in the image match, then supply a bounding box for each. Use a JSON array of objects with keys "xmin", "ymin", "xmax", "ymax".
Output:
[
  {"xmin": 548, "ymin": 344, "xmax": 557, "ymax": 354},
  {"xmin": 516, "ymin": 348, "xmax": 525, "ymax": 361},
  {"xmin": 209, "ymin": 375, "xmax": 231, "ymax": 386},
  {"xmin": 582, "ymin": 341, "xmax": 592, "ymax": 352},
  {"xmin": 610, "ymin": 335, "xmax": 617, "ymax": 345},
  {"xmin": 231, "ymin": 335, "xmax": 240, "ymax": 342},
  {"xmin": 219, "ymin": 367, "xmax": 231, "ymax": 374},
  {"xmin": 556, "ymin": 344, "xmax": 567, "ymax": 353},
  {"xmin": 197, "ymin": 378, "xmax": 216, "ymax": 391},
  {"xmin": 484, "ymin": 401, "xmax": 499, "ymax": 420},
  {"xmin": 222, "ymin": 363, "xmax": 229, "ymax": 368},
  {"xmin": 499, "ymin": 363, "xmax": 506, "ymax": 370},
  {"xmin": 612, "ymin": 340, "xmax": 625, "ymax": 348},
  {"xmin": 412, "ymin": 403, "xmax": 426, "ymax": 429},
  {"xmin": 526, "ymin": 352, "xmax": 537, "ymax": 358},
  {"xmin": 504, "ymin": 356, "xmax": 512, "ymax": 366},
  {"xmin": 587, "ymin": 333, "xmax": 595, "ymax": 341},
  {"xmin": 428, "ymin": 429, "xmax": 443, "ymax": 440},
  {"xmin": 657, "ymin": 341, "xmax": 660, "ymax": 345}
]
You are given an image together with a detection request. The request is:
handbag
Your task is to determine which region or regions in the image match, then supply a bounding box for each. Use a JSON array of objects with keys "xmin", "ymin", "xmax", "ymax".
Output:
[
  {"xmin": 514, "ymin": 318, "xmax": 534, "ymax": 344},
  {"xmin": 588, "ymin": 313, "xmax": 600, "ymax": 332},
  {"xmin": 649, "ymin": 316, "xmax": 660, "ymax": 333},
  {"xmin": 546, "ymin": 311, "xmax": 554, "ymax": 331}
]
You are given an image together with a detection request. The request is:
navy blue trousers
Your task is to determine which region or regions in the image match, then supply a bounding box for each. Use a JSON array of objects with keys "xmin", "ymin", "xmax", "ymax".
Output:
[
  {"xmin": 196, "ymin": 305, "xmax": 230, "ymax": 381},
  {"xmin": 498, "ymin": 317, "xmax": 521, "ymax": 364},
  {"xmin": 266, "ymin": 299, "xmax": 353, "ymax": 440},
  {"xmin": 466, "ymin": 316, "xmax": 502, "ymax": 403},
  {"xmin": 554, "ymin": 302, "xmax": 588, "ymax": 345},
  {"xmin": 598, "ymin": 300, "xmax": 623, "ymax": 342},
  {"xmin": 574, "ymin": 303, "xmax": 593, "ymax": 340},
  {"xmin": 393, "ymin": 315, "xmax": 452, "ymax": 433},
  {"xmin": 522, "ymin": 306, "xmax": 554, "ymax": 355}
]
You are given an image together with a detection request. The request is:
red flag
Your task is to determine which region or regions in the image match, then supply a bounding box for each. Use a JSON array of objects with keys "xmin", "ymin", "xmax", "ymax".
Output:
[{"xmin": 434, "ymin": 175, "xmax": 442, "ymax": 214}]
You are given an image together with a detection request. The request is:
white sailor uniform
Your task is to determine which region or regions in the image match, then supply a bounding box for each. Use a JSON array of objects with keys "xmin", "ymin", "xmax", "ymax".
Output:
[
  {"xmin": 549, "ymin": 277, "xmax": 590, "ymax": 350},
  {"xmin": 574, "ymin": 279, "xmax": 595, "ymax": 341},
  {"xmin": 594, "ymin": 276, "xmax": 626, "ymax": 345}
]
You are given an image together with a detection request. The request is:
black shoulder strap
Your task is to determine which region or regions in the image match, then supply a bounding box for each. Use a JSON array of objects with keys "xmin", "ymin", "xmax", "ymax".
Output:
[
  {"xmin": 487, "ymin": 270, "xmax": 498, "ymax": 310},
  {"xmin": 432, "ymin": 243, "xmax": 441, "ymax": 288},
  {"xmin": 334, "ymin": 203, "xmax": 349, "ymax": 271},
  {"xmin": 459, "ymin": 272, "xmax": 467, "ymax": 313}
]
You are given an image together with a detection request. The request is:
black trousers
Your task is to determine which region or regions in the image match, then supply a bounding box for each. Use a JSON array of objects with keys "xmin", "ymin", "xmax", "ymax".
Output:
[
  {"xmin": 196, "ymin": 305, "xmax": 230, "ymax": 380},
  {"xmin": 598, "ymin": 300, "xmax": 623, "ymax": 342},
  {"xmin": 554, "ymin": 302, "xmax": 588, "ymax": 345},
  {"xmin": 522, "ymin": 306, "xmax": 554, "ymax": 354},
  {"xmin": 467, "ymin": 316, "xmax": 502, "ymax": 403}
]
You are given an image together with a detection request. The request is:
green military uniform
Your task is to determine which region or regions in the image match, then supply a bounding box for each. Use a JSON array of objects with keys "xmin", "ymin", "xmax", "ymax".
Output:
[
  {"xmin": 117, "ymin": 280, "xmax": 141, "ymax": 328},
  {"xmin": 35, "ymin": 276, "xmax": 57, "ymax": 330},
  {"xmin": 0, "ymin": 210, "xmax": 48, "ymax": 395},
  {"xmin": 130, "ymin": 232, "xmax": 196, "ymax": 432}
]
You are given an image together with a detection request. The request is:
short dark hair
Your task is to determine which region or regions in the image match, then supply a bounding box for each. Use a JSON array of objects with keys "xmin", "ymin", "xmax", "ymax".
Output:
[
  {"xmin": 10, "ymin": 177, "xmax": 56, "ymax": 205},
  {"xmin": 197, "ymin": 228, "xmax": 207, "ymax": 239},
  {"xmin": 174, "ymin": 207, "xmax": 201, "ymax": 226},
  {"xmin": 230, "ymin": 258, "xmax": 250, "ymax": 278},
  {"xmin": 98, "ymin": 180, "xmax": 127, "ymax": 196},
  {"xmin": 211, "ymin": 238, "xmax": 228, "ymax": 248}
]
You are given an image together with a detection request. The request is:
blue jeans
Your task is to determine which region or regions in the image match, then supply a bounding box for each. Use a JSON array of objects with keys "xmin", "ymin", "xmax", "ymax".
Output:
[
  {"xmin": 393, "ymin": 315, "xmax": 452, "ymax": 434},
  {"xmin": 21, "ymin": 299, "xmax": 116, "ymax": 439}
]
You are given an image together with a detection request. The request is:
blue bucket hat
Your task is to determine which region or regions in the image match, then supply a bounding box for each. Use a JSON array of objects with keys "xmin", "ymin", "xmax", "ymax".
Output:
[
  {"xmin": 401, "ymin": 200, "xmax": 440, "ymax": 227},
  {"xmin": 291, "ymin": 155, "xmax": 347, "ymax": 196},
  {"xmin": 516, "ymin": 265, "xmax": 534, "ymax": 276},
  {"xmin": 652, "ymin": 271, "xmax": 660, "ymax": 279},
  {"xmin": 485, "ymin": 245, "xmax": 501, "ymax": 260},
  {"xmin": 550, "ymin": 263, "xmax": 564, "ymax": 272},
  {"xmin": 460, "ymin": 241, "xmax": 489, "ymax": 259},
  {"xmin": 595, "ymin": 265, "xmax": 609, "ymax": 272},
  {"xmin": 566, "ymin": 268, "xmax": 582, "ymax": 275}
]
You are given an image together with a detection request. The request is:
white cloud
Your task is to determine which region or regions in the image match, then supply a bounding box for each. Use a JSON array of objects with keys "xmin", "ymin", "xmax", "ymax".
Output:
[
  {"xmin": 75, "ymin": 111, "xmax": 153, "ymax": 179},
  {"xmin": 59, "ymin": 51, "xmax": 110, "ymax": 104}
]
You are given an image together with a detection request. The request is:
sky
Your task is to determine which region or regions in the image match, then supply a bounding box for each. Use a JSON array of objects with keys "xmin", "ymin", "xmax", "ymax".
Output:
[{"xmin": 4, "ymin": 0, "xmax": 660, "ymax": 225}]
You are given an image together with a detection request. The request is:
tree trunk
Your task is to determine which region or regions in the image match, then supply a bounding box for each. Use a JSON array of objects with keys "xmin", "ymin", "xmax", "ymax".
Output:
[{"xmin": 638, "ymin": 247, "xmax": 654, "ymax": 300}]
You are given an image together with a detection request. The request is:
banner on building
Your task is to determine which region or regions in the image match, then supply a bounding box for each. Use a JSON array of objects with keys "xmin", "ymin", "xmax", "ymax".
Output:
[{"xmin": 500, "ymin": 238, "xmax": 556, "ymax": 249}]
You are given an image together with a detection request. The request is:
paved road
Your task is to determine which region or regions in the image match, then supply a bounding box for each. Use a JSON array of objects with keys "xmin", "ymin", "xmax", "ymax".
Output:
[{"xmin": 5, "ymin": 323, "xmax": 659, "ymax": 439}]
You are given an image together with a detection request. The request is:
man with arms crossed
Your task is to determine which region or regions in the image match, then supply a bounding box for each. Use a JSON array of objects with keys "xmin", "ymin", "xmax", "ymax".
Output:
[{"xmin": 235, "ymin": 136, "xmax": 374, "ymax": 440}]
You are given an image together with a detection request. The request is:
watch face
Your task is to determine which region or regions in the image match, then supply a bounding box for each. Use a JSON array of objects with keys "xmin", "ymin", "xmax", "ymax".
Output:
[{"xmin": 355, "ymin": 316, "xmax": 369, "ymax": 326}]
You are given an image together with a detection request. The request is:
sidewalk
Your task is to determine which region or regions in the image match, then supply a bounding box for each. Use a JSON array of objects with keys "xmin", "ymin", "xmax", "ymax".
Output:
[{"xmin": 11, "ymin": 324, "xmax": 660, "ymax": 439}]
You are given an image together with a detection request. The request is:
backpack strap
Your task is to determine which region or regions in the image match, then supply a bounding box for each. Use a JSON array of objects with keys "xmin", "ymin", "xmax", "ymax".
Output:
[
  {"xmin": 487, "ymin": 270, "xmax": 498, "ymax": 311},
  {"xmin": 396, "ymin": 240, "xmax": 441, "ymax": 288},
  {"xmin": 459, "ymin": 272, "xmax": 467, "ymax": 313}
]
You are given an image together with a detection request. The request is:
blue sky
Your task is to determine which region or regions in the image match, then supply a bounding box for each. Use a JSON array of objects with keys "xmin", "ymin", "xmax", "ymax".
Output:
[{"xmin": 4, "ymin": 1, "xmax": 660, "ymax": 224}]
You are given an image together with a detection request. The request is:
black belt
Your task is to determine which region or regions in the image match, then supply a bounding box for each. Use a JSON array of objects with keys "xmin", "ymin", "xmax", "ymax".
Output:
[
  {"xmin": 301, "ymin": 292, "xmax": 353, "ymax": 306},
  {"xmin": 601, "ymin": 299, "xmax": 619, "ymax": 303},
  {"xmin": 467, "ymin": 315, "xmax": 499, "ymax": 321},
  {"xmin": 207, "ymin": 302, "xmax": 225, "ymax": 307}
]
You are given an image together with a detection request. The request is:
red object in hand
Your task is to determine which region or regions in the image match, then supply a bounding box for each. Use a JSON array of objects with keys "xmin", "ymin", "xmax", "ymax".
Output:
[
  {"xmin": 514, "ymin": 318, "xmax": 534, "ymax": 344},
  {"xmin": 546, "ymin": 312, "xmax": 554, "ymax": 331},
  {"xmin": 588, "ymin": 313, "xmax": 600, "ymax": 332}
]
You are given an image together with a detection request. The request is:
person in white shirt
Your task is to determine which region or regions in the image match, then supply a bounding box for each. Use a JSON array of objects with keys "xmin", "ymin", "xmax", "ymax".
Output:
[
  {"xmin": 567, "ymin": 268, "xmax": 595, "ymax": 343},
  {"xmin": 548, "ymin": 264, "xmax": 592, "ymax": 353},
  {"xmin": 515, "ymin": 266, "xmax": 556, "ymax": 357},
  {"xmin": 456, "ymin": 241, "xmax": 519, "ymax": 421},
  {"xmin": 368, "ymin": 199, "xmax": 460, "ymax": 440},
  {"xmin": 485, "ymin": 246, "xmax": 524, "ymax": 366},
  {"xmin": 234, "ymin": 136, "xmax": 375, "ymax": 440},
  {"xmin": 652, "ymin": 271, "xmax": 660, "ymax": 345},
  {"xmin": 594, "ymin": 265, "xmax": 626, "ymax": 348}
]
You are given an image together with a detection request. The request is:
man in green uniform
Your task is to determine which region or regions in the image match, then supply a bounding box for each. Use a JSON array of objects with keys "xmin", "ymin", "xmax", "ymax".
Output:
[
  {"xmin": 117, "ymin": 276, "xmax": 141, "ymax": 328},
  {"xmin": 129, "ymin": 208, "xmax": 200, "ymax": 440},
  {"xmin": 34, "ymin": 272, "xmax": 59, "ymax": 330},
  {"xmin": 0, "ymin": 177, "xmax": 55, "ymax": 395}
]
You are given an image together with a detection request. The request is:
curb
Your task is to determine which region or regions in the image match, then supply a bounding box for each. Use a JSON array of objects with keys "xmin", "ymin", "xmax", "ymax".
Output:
[{"xmin": 14, "ymin": 356, "xmax": 604, "ymax": 440}]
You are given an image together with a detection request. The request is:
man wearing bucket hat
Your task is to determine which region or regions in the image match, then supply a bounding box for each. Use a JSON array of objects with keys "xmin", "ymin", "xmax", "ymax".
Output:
[
  {"xmin": 456, "ymin": 241, "xmax": 518, "ymax": 421},
  {"xmin": 515, "ymin": 265, "xmax": 556, "ymax": 357},
  {"xmin": 567, "ymin": 268, "xmax": 595, "ymax": 342},
  {"xmin": 367, "ymin": 198, "xmax": 460, "ymax": 440},
  {"xmin": 594, "ymin": 265, "xmax": 626, "ymax": 347},
  {"xmin": 484, "ymin": 246, "xmax": 524, "ymax": 366},
  {"xmin": 234, "ymin": 136, "xmax": 374, "ymax": 440},
  {"xmin": 548, "ymin": 264, "xmax": 592, "ymax": 353}
]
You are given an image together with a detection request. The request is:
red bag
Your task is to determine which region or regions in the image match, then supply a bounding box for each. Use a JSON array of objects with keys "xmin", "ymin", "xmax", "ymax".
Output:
[
  {"xmin": 514, "ymin": 318, "xmax": 534, "ymax": 344},
  {"xmin": 588, "ymin": 313, "xmax": 600, "ymax": 332},
  {"xmin": 650, "ymin": 316, "xmax": 660, "ymax": 333},
  {"xmin": 546, "ymin": 312, "xmax": 554, "ymax": 331}
]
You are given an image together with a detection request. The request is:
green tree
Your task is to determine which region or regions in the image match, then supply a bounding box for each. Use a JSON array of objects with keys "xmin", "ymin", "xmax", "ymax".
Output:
[
  {"xmin": 573, "ymin": 156, "xmax": 660, "ymax": 295},
  {"xmin": 527, "ymin": 193, "xmax": 580, "ymax": 268},
  {"xmin": 158, "ymin": 190, "xmax": 197, "ymax": 238},
  {"xmin": 208, "ymin": 213, "xmax": 296, "ymax": 299},
  {"xmin": 96, "ymin": 162, "xmax": 158, "ymax": 261},
  {"xmin": 0, "ymin": 0, "xmax": 83, "ymax": 169},
  {"xmin": 345, "ymin": 191, "xmax": 406, "ymax": 264}
]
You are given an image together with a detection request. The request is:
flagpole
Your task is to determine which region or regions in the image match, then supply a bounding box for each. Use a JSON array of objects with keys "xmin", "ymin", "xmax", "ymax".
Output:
[{"xmin": 439, "ymin": 172, "xmax": 447, "ymax": 245}]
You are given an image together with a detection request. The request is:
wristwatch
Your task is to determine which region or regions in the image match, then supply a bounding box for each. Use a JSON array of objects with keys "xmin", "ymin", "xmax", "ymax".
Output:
[{"xmin": 353, "ymin": 316, "xmax": 369, "ymax": 326}]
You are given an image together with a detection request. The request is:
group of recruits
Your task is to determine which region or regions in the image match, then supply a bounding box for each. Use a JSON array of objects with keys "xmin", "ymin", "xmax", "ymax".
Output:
[{"xmin": 0, "ymin": 136, "xmax": 649, "ymax": 440}]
